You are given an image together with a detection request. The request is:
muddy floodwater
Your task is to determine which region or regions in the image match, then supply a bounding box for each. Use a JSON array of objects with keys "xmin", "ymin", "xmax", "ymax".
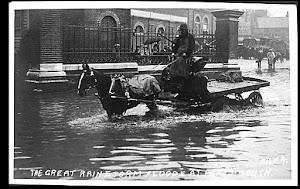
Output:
[{"xmin": 13, "ymin": 59, "xmax": 293, "ymax": 181}]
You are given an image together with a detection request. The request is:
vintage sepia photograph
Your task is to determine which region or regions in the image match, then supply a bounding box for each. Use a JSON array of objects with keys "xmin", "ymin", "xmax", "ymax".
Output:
[{"xmin": 9, "ymin": 1, "xmax": 297, "ymax": 186}]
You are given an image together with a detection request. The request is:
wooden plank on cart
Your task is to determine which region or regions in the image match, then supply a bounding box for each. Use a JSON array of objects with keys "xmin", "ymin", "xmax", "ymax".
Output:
[{"xmin": 207, "ymin": 77, "xmax": 270, "ymax": 98}]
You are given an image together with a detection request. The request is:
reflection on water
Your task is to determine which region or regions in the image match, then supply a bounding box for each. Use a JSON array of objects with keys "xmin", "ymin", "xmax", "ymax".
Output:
[{"xmin": 13, "ymin": 60, "xmax": 291, "ymax": 180}]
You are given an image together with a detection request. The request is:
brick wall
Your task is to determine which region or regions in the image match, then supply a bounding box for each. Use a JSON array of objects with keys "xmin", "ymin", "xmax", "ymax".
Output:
[
  {"xmin": 135, "ymin": 8, "xmax": 215, "ymax": 34},
  {"xmin": 14, "ymin": 10, "xmax": 29, "ymax": 52},
  {"xmin": 253, "ymin": 28, "xmax": 289, "ymax": 43},
  {"xmin": 39, "ymin": 9, "xmax": 63, "ymax": 65},
  {"xmin": 131, "ymin": 16, "xmax": 180, "ymax": 51},
  {"xmin": 137, "ymin": 8, "xmax": 188, "ymax": 17},
  {"xmin": 84, "ymin": 9, "xmax": 131, "ymax": 27},
  {"xmin": 215, "ymin": 20, "xmax": 240, "ymax": 60},
  {"xmin": 229, "ymin": 21, "xmax": 238, "ymax": 59},
  {"xmin": 84, "ymin": 8, "xmax": 214, "ymax": 33},
  {"xmin": 213, "ymin": 10, "xmax": 244, "ymax": 60},
  {"xmin": 215, "ymin": 21, "xmax": 229, "ymax": 61},
  {"xmin": 83, "ymin": 9, "xmax": 132, "ymax": 52},
  {"xmin": 15, "ymin": 10, "xmax": 42, "ymax": 70},
  {"xmin": 132, "ymin": 16, "xmax": 180, "ymax": 33},
  {"xmin": 62, "ymin": 9, "xmax": 85, "ymax": 25}
]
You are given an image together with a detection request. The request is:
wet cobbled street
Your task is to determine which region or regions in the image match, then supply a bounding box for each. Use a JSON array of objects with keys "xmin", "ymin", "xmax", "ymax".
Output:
[{"xmin": 13, "ymin": 59, "xmax": 293, "ymax": 181}]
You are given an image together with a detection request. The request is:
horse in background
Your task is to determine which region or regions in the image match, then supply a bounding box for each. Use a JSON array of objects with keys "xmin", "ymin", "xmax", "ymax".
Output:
[
  {"xmin": 77, "ymin": 63, "xmax": 161, "ymax": 121},
  {"xmin": 274, "ymin": 52, "xmax": 284, "ymax": 63}
]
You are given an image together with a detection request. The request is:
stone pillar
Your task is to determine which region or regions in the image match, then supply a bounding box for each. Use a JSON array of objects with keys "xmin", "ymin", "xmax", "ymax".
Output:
[
  {"xmin": 25, "ymin": 10, "xmax": 68, "ymax": 92},
  {"xmin": 39, "ymin": 9, "xmax": 64, "ymax": 71},
  {"xmin": 211, "ymin": 10, "xmax": 244, "ymax": 61}
]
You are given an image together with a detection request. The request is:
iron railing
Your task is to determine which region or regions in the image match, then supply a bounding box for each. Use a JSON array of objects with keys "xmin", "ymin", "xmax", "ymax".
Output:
[
  {"xmin": 62, "ymin": 25, "xmax": 135, "ymax": 64},
  {"xmin": 62, "ymin": 25, "xmax": 223, "ymax": 65}
]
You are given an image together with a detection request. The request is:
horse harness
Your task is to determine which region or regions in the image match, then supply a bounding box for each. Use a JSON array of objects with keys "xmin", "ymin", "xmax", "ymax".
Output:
[
  {"xmin": 83, "ymin": 69, "xmax": 112, "ymax": 101},
  {"xmin": 87, "ymin": 71, "xmax": 130, "ymax": 101},
  {"xmin": 109, "ymin": 75, "xmax": 131, "ymax": 99}
]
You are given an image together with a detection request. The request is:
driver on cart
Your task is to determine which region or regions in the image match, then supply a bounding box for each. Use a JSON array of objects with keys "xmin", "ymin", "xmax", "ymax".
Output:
[{"xmin": 169, "ymin": 23, "xmax": 195, "ymax": 89}]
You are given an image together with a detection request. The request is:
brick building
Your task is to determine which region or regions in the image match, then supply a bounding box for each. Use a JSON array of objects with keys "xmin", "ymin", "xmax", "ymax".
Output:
[
  {"xmin": 14, "ymin": 9, "xmax": 243, "ymax": 92},
  {"xmin": 67, "ymin": 8, "xmax": 215, "ymax": 52},
  {"xmin": 132, "ymin": 8, "xmax": 215, "ymax": 35},
  {"xmin": 15, "ymin": 8, "xmax": 216, "ymax": 66},
  {"xmin": 253, "ymin": 17, "xmax": 289, "ymax": 42},
  {"xmin": 80, "ymin": 8, "xmax": 215, "ymax": 35},
  {"xmin": 15, "ymin": 8, "xmax": 217, "ymax": 77},
  {"xmin": 238, "ymin": 9, "xmax": 289, "ymax": 43},
  {"xmin": 15, "ymin": 10, "xmax": 65, "ymax": 76}
]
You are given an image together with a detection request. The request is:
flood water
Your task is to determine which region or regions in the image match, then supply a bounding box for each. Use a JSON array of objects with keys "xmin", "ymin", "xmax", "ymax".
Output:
[{"xmin": 13, "ymin": 59, "xmax": 293, "ymax": 182}]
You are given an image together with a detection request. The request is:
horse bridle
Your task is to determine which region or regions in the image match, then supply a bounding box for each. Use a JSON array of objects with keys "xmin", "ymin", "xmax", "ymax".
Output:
[
  {"xmin": 88, "ymin": 70, "xmax": 98, "ymax": 88},
  {"xmin": 79, "ymin": 69, "xmax": 97, "ymax": 90}
]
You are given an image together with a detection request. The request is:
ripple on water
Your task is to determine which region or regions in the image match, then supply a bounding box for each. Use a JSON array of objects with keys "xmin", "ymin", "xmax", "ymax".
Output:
[
  {"xmin": 14, "ymin": 156, "xmax": 31, "ymax": 160},
  {"xmin": 93, "ymin": 146, "xmax": 105, "ymax": 149},
  {"xmin": 150, "ymin": 133, "xmax": 169, "ymax": 137},
  {"xmin": 110, "ymin": 149, "xmax": 172, "ymax": 155},
  {"xmin": 125, "ymin": 138, "xmax": 150, "ymax": 142},
  {"xmin": 89, "ymin": 156, "xmax": 146, "ymax": 162}
]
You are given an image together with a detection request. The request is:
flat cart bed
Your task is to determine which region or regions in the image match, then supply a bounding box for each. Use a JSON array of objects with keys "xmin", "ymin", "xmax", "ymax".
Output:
[{"xmin": 207, "ymin": 76, "xmax": 270, "ymax": 99}]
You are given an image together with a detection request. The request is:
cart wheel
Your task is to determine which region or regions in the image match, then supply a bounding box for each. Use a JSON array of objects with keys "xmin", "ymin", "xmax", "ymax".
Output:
[
  {"xmin": 246, "ymin": 91, "xmax": 263, "ymax": 106},
  {"xmin": 211, "ymin": 97, "xmax": 230, "ymax": 112}
]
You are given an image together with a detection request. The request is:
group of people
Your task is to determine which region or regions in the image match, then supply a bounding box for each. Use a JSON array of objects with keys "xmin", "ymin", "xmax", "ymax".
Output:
[{"xmin": 256, "ymin": 47, "xmax": 282, "ymax": 71}]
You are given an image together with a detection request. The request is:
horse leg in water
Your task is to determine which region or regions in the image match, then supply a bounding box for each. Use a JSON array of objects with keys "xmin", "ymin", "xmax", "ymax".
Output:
[
  {"xmin": 99, "ymin": 98, "xmax": 113, "ymax": 121},
  {"xmin": 145, "ymin": 95, "xmax": 159, "ymax": 114},
  {"xmin": 147, "ymin": 102, "xmax": 158, "ymax": 113},
  {"xmin": 107, "ymin": 98, "xmax": 128, "ymax": 121}
]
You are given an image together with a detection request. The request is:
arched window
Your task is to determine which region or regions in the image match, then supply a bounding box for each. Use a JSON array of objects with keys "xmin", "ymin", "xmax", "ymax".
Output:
[
  {"xmin": 194, "ymin": 16, "xmax": 201, "ymax": 35},
  {"xmin": 156, "ymin": 24, "xmax": 166, "ymax": 35},
  {"xmin": 157, "ymin": 27, "xmax": 164, "ymax": 35},
  {"xmin": 99, "ymin": 16, "xmax": 117, "ymax": 28},
  {"xmin": 97, "ymin": 11, "xmax": 120, "ymax": 27},
  {"xmin": 203, "ymin": 17, "xmax": 209, "ymax": 32},
  {"xmin": 135, "ymin": 25, "xmax": 144, "ymax": 35},
  {"xmin": 98, "ymin": 16, "xmax": 118, "ymax": 49},
  {"xmin": 98, "ymin": 16, "xmax": 117, "ymax": 28}
]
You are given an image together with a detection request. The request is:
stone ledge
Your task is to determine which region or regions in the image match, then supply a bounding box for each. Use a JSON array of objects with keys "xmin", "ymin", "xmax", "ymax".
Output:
[
  {"xmin": 26, "ymin": 70, "xmax": 67, "ymax": 78},
  {"xmin": 40, "ymin": 63, "xmax": 64, "ymax": 72},
  {"xmin": 63, "ymin": 62, "xmax": 139, "ymax": 71},
  {"xmin": 25, "ymin": 79, "xmax": 69, "ymax": 84}
]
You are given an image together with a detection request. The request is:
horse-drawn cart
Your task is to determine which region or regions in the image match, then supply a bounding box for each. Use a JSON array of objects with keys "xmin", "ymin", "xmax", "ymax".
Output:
[
  {"xmin": 77, "ymin": 60, "xmax": 270, "ymax": 120},
  {"xmin": 77, "ymin": 32, "xmax": 271, "ymax": 119},
  {"xmin": 111, "ymin": 76, "xmax": 270, "ymax": 112}
]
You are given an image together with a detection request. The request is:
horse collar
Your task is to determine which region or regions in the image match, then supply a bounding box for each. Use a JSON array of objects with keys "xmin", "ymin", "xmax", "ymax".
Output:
[{"xmin": 90, "ymin": 70, "xmax": 98, "ymax": 83}]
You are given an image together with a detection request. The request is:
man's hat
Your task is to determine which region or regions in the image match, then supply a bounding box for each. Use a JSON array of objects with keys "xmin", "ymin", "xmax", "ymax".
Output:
[{"xmin": 179, "ymin": 23, "xmax": 188, "ymax": 31}]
